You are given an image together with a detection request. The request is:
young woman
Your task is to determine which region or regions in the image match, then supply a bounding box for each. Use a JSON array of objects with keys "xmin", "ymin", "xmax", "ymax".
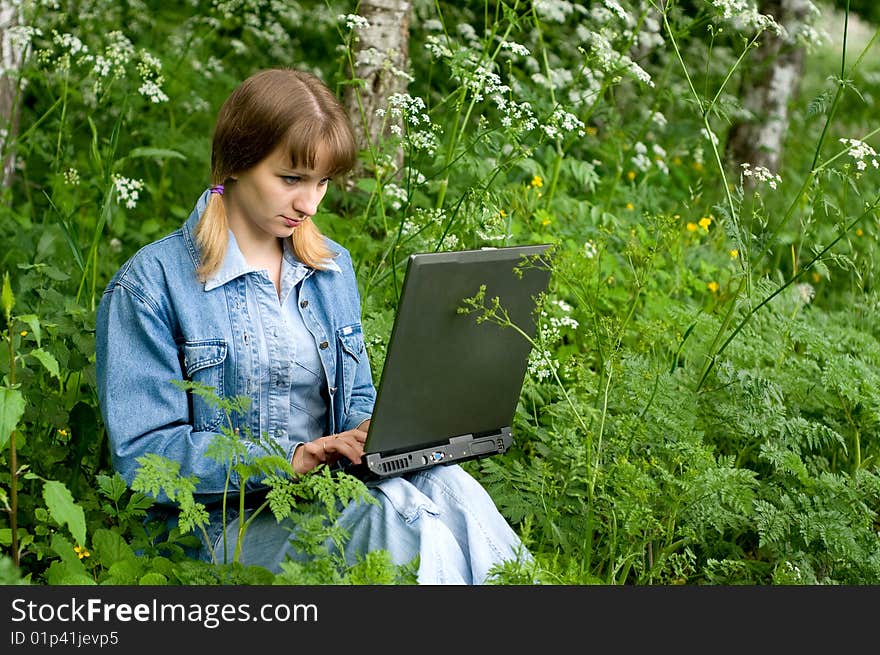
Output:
[{"xmin": 95, "ymin": 68, "xmax": 528, "ymax": 584}]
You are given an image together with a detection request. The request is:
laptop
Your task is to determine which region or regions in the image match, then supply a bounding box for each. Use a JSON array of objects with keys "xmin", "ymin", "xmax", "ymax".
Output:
[{"xmin": 334, "ymin": 243, "xmax": 552, "ymax": 483}]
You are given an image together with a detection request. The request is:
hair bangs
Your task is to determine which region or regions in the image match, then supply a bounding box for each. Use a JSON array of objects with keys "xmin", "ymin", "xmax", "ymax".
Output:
[{"xmin": 285, "ymin": 117, "xmax": 356, "ymax": 179}]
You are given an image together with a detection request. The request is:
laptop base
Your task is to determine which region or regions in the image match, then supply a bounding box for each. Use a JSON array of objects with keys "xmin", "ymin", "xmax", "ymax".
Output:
[{"xmin": 331, "ymin": 428, "xmax": 513, "ymax": 484}]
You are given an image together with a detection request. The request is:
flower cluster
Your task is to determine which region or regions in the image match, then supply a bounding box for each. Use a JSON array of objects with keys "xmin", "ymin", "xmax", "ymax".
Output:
[
  {"xmin": 63, "ymin": 168, "xmax": 80, "ymax": 186},
  {"xmin": 839, "ymin": 138, "xmax": 879, "ymax": 172},
  {"xmin": 112, "ymin": 174, "xmax": 144, "ymax": 209},
  {"xmin": 740, "ymin": 162, "xmax": 782, "ymax": 189},
  {"xmin": 583, "ymin": 29, "xmax": 654, "ymax": 88},
  {"xmin": 710, "ymin": 0, "xmax": 780, "ymax": 34},
  {"xmin": 630, "ymin": 142, "xmax": 669, "ymax": 175},
  {"xmin": 137, "ymin": 50, "xmax": 169, "ymax": 103},
  {"xmin": 542, "ymin": 107, "xmax": 585, "ymax": 140},
  {"xmin": 528, "ymin": 299, "xmax": 580, "ymax": 381},
  {"xmin": 382, "ymin": 183, "xmax": 408, "ymax": 211},
  {"xmin": 382, "ymin": 93, "xmax": 440, "ymax": 154},
  {"xmin": 338, "ymin": 13, "xmax": 370, "ymax": 31},
  {"xmin": 528, "ymin": 346, "xmax": 557, "ymax": 381},
  {"xmin": 92, "ymin": 31, "xmax": 135, "ymax": 82}
]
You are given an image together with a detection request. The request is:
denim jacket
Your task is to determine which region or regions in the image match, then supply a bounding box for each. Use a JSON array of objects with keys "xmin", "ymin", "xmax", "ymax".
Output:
[{"xmin": 95, "ymin": 190, "xmax": 376, "ymax": 504}]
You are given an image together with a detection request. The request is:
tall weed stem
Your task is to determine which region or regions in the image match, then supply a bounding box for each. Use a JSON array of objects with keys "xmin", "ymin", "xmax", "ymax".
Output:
[{"xmin": 696, "ymin": 194, "xmax": 880, "ymax": 392}]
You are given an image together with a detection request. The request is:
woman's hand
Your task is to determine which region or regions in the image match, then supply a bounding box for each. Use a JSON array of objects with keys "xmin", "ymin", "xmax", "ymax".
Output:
[{"xmin": 291, "ymin": 426, "xmax": 368, "ymax": 476}]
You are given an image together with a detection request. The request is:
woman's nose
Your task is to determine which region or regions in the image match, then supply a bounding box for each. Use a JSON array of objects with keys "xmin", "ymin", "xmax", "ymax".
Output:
[{"xmin": 293, "ymin": 187, "xmax": 322, "ymax": 217}]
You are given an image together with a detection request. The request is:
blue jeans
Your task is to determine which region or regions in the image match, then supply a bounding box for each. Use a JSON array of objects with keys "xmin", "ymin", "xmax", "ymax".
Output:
[{"xmin": 202, "ymin": 465, "xmax": 527, "ymax": 584}]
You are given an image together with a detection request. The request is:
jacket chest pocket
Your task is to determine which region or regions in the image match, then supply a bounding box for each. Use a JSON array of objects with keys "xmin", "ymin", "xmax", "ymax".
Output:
[
  {"xmin": 337, "ymin": 324, "xmax": 364, "ymax": 415},
  {"xmin": 182, "ymin": 340, "xmax": 228, "ymax": 432}
]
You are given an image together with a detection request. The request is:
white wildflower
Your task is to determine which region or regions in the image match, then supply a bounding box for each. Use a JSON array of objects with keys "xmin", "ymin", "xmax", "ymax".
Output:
[
  {"xmin": 500, "ymin": 40, "xmax": 531, "ymax": 57},
  {"xmin": 528, "ymin": 347, "xmax": 557, "ymax": 381},
  {"xmin": 794, "ymin": 283, "xmax": 815, "ymax": 305},
  {"xmin": 338, "ymin": 13, "xmax": 370, "ymax": 31},
  {"xmin": 533, "ymin": 0, "xmax": 576, "ymax": 23},
  {"xmin": 112, "ymin": 175, "xmax": 144, "ymax": 209},
  {"xmin": 382, "ymin": 183, "xmax": 408, "ymax": 211},
  {"xmin": 839, "ymin": 138, "xmax": 879, "ymax": 172},
  {"xmin": 741, "ymin": 162, "xmax": 782, "ymax": 189},
  {"xmin": 63, "ymin": 168, "xmax": 80, "ymax": 186}
]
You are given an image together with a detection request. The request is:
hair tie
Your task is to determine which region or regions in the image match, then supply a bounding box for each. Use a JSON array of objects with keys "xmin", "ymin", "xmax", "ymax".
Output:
[{"xmin": 209, "ymin": 184, "xmax": 224, "ymax": 195}]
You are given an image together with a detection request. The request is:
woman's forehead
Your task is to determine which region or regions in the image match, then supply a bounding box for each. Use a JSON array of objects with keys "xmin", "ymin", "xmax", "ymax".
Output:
[{"xmin": 270, "ymin": 141, "xmax": 333, "ymax": 174}]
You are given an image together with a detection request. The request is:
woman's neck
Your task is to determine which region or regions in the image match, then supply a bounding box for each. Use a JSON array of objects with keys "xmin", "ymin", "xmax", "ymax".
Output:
[{"xmin": 226, "ymin": 215, "xmax": 283, "ymax": 296}]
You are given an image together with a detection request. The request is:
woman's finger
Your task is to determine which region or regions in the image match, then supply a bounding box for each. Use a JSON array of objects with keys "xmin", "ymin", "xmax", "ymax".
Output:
[{"xmin": 324, "ymin": 434, "xmax": 364, "ymax": 463}]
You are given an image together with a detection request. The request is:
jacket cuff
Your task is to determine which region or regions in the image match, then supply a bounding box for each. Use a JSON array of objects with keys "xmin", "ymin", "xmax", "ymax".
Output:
[{"xmin": 345, "ymin": 412, "xmax": 372, "ymax": 433}]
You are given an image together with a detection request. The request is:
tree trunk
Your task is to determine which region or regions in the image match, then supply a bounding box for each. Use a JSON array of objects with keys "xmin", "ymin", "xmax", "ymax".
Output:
[
  {"xmin": 725, "ymin": 0, "xmax": 814, "ymax": 176},
  {"xmin": 343, "ymin": 0, "xmax": 411, "ymax": 185},
  {"xmin": 0, "ymin": 0, "xmax": 25, "ymax": 187}
]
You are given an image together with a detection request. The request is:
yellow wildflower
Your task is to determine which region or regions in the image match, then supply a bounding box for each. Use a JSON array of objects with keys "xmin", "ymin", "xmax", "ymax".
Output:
[
  {"xmin": 20, "ymin": 330, "xmax": 28, "ymax": 337},
  {"xmin": 729, "ymin": 249, "xmax": 739, "ymax": 259},
  {"xmin": 686, "ymin": 222, "xmax": 698, "ymax": 232},
  {"xmin": 699, "ymin": 216, "xmax": 712, "ymax": 231},
  {"xmin": 74, "ymin": 545, "xmax": 90, "ymax": 560},
  {"xmin": 812, "ymin": 272, "xmax": 821, "ymax": 283},
  {"xmin": 692, "ymin": 161, "xmax": 704, "ymax": 171},
  {"xmin": 58, "ymin": 428, "xmax": 68, "ymax": 437},
  {"xmin": 673, "ymin": 156, "xmax": 682, "ymax": 165},
  {"xmin": 541, "ymin": 218, "xmax": 551, "ymax": 226},
  {"xmin": 626, "ymin": 170, "xmax": 636, "ymax": 181},
  {"xmin": 625, "ymin": 202, "xmax": 634, "ymax": 210},
  {"xmin": 530, "ymin": 175, "xmax": 543, "ymax": 188},
  {"xmin": 498, "ymin": 209, "xmax": 508, "ymax": 218},
  {"xmin": 586, "ymin": 126, "xmax": 598, "ymax": 136},
  {"xmin": 707, "ymin": 281, "xmax": 719, "ymax": 293},
  {"xmin": 856, "ymin": 228, "xmax": 863, "ymax": 237}
]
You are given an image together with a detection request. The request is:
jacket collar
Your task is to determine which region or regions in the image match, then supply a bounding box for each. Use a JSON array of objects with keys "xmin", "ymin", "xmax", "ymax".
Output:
[{"xmin": 182, "ymin": 188, "xmax": 342, "ymax": 292}]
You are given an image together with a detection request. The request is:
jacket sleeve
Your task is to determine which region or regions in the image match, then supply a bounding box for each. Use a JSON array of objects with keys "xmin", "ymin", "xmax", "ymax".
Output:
[
  {"xmin": 341, "ymin": 331, "xmax": 376, "ymax": 433},
  {"xmin": 95, "ymin": 278, "xmax": 292, "ymax": 506},
  {"xmin": 334, "ymin": 249, "xmax": 376, "ymax": 433}
]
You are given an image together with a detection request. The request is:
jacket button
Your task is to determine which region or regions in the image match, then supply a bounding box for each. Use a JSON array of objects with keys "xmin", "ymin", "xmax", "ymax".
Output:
[
  {"xmin": 300, "ymin": 300, "xmax": 309, "ymax": 308},
  {"xmin": 319, "ymin": 340, "xmax": 329, "ymax": 349}
]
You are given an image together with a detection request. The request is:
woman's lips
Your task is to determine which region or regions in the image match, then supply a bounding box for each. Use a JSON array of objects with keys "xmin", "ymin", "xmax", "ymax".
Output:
[{"xmin": 283, "ymin": 216, "xmax": 304, "ymax": 228}]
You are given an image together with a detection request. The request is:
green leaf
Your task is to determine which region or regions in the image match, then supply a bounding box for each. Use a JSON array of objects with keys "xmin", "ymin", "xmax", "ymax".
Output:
[
  {"xmin": 126, "ymin": 147, "xmax": 187, "ymax": 161},
  {"xmin": 43, "ymin": 480, "xmax": 87, "ymax": 546},
  {"xmin": 139, "ymin": 571, "xmax": 169, "ymax": 585},
  {"xmin": 97, "ymin": 472, "xmax": 128, "ymax": 502},
  {"xmin": 92, "ymin": 528, "xmax": 136, "ymax": 567},
  {"xmin": 29, "ymin": 348, "xmax": 61, "ymax": 380},
  {"xmin": 0, "ymin": 387, "xmax": 25, "ymax": 450},
  {"xmin": 47, "ymin": 533, "xmax": 95, "ymax": 585},
  {"xmin": 16, "ymin": 314, "xmax": 41, "ymax": 347},
  {"xmin": 45, "ymin": 561, "xmax": 95, "ymax": 585},
  {"xmin": 106, "ymin": 559, "xmax": 142, "ymax": 584}
]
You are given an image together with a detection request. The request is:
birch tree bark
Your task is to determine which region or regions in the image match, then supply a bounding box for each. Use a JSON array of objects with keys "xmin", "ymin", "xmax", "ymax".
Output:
[
  {"xmin": 343, "ymin": 0, "xmax": 412, "ymax": 184},
  {"xmin": 0, "ymin": 0, "xmax": 25, "ymax": 187},
  {"xmin": 725, "ymin": 0, "xmax": 815, "ymax": 176}
]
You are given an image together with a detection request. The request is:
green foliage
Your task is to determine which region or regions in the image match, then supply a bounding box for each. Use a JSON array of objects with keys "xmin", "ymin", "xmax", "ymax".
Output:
[{"xmin": 2, "ymin": 0, "xmax": 880, "ymax": 585}]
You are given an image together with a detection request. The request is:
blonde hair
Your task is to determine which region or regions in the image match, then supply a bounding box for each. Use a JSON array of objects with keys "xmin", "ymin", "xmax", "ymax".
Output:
[{"xmin": 196, "ymin": 68, "xmax": 357, "ymax": 281}]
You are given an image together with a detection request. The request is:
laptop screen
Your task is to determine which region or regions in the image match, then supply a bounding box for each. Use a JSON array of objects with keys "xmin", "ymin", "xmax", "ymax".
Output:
[{"xmin": 365, "ymin": 244, "xmax": 552, "ymax": 456}]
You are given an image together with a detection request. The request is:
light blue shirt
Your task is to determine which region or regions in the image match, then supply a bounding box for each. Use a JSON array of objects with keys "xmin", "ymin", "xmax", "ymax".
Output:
[{"xmin": 206, "ymin": 231, "xmax": 332, "ymax": 445}]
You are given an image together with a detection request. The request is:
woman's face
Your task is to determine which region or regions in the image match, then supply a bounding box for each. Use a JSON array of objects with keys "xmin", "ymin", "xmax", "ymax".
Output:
[{"xmin": 225, "ymin": 143, "xmax": 331, "ymax": 243}]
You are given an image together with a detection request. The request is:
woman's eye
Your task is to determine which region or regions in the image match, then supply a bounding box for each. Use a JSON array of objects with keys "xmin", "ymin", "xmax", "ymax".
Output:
[
  {"xmin": 281, "ymin": 175, "xmax": 300, "ymax": 184},
  {"xmin": 319, "ymin": 178, "xmax": 331, "ymax": 187}
]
